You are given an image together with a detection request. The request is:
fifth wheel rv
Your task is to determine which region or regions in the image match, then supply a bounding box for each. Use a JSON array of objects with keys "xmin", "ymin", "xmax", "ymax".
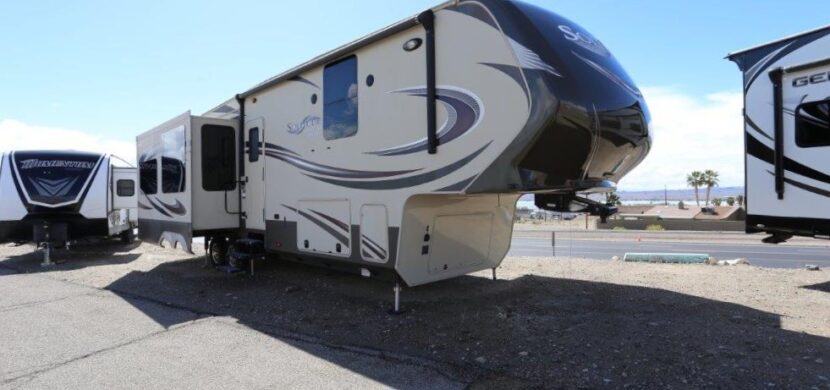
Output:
[
  {"xmin": 728, "ymin": 25, "xmax": 830, "ymax": 243},
  {"xmin": 0, "ymin": 150, "xmax": 138, "ymax": 264},
  {"xmin": 138, "ymin": 0, "xmax": 651, "ymax": 306}
]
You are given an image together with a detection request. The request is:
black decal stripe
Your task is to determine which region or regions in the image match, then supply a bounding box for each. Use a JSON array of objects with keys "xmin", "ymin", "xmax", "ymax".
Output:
[
  {"xmin": 264, "ymin": 143, "xmax": 300, "ymax": 157},
  {"xmin": 746, "ymin": 115, "xmax": 773, "ymax": 141},
  {"xmin": 146, "ymin": 197, "xmax": 172, "ymax": 218},
  {"xmin": 768, "ymin": 171, "xmax": 830, "ymax": 198},
  {"xmin": 745, "ymin": 29, "xmax": 830, "ymax": 92},
  {"xmin": 436, "ymin": 175, "xmax": 477, "ymax": 192},
  {"xmin": 288, "ymin": 75, "xmax": 320, "ymax": 90},
  {"xmin": 283, "ymin": 203, "xmax": 350, "ymax": 247},
  {"xmin": 309, "ymin": 209, "xmax": 349, "ymax": 232},
  {"xmin": 266, "ymin": 150, "xmax": 420, "ymax": 179},
  {"xmin": 138, "ymin": 202, "xmax": 152, "ymax": 210},
  {"xmin": 306, "ymin": 142, "xmax": 491, "ymax": 190},
  {"xmin": 156, "ymin": 199, "xmax": 187, "ymax": 216},
  {"xmin": 747, "ymin": 134, "xmax": 830, "ymax": 186},
  {"xmin": 360, "ymin": 234, "xmax": 387, "ymax": 257},
  {"xmin": 361, "ymin": 238, "xmax": 386, "ymax": 259},
  {"xmin": 295, "ymin": 209, "xmax": 350, "ymax": 246}
]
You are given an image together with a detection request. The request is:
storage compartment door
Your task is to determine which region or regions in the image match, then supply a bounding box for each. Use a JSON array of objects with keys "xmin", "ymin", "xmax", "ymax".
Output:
[
  {"xmin": 428, "ymin": 213, "xmax": 492, "ymax": 274},
  {"xmin": 296, "ymin": 200, "xmax": 351, "ymax": 257}
]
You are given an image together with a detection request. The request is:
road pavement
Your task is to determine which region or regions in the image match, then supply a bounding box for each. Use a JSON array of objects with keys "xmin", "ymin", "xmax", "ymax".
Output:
[
  {"xmin": 0, "ymin": 269, "xmax": 465, "ymax": 390},
  {"xmin": 509, "ymin": 235, "xmax": 830, "ymax": 269}
]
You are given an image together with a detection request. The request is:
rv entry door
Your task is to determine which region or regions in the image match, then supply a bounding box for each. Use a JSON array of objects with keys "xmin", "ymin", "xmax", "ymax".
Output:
[
  {"xmin": 112, "ymin": 167, "xmax": 137, "ymax": 210},
  {"xmin": 243, "ymin": 117, "xmax": 266, "ymax": 232}
]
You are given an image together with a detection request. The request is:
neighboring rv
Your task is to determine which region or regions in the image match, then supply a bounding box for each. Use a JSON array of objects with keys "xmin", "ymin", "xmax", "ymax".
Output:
[
  {"xmin": 728, "ymin": 25, "xmax": 830, "ymax": 243},
  {"xmin": 0, "ymin": 150, "xmax": 138, "ymax": 263},
  {"xmin": 138, "ymin": 0, "xmax": 651, "ymax": 305}
]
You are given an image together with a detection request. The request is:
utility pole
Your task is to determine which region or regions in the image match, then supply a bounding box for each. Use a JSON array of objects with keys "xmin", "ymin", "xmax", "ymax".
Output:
[{"xmin": 664, "ymin": 185, "xmax": 668, "ymax": 206}]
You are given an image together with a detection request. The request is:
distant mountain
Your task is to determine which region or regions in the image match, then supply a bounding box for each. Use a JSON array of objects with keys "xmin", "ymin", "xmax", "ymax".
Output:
[{"xmin": 616, "ymin": 186, "xmax": 744, "ymax": 202}]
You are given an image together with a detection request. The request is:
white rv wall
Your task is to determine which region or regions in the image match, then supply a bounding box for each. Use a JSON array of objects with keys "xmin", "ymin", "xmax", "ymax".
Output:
[{"xmin": 0, "ymin": 153, "xmax": 28, "ymax": 222}]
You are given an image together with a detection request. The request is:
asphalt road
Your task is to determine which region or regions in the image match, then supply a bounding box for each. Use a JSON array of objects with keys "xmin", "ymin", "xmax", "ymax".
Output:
[
  {"xmin": 508, "ymin": 236, "xmax": 830, "ymax": 269},
  {"xmin": 0, "ymin": 267, "xmax": 465, "ymax": 389}
]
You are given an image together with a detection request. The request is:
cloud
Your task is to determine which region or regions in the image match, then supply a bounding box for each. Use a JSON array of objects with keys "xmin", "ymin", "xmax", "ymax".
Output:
[
  {"xmin": 618, "ymin": 87, "xmax": 744, "ymax": 191},
  {"xmin": 0, "ymin": 119, "xmax": 135, "ymax": 165}
]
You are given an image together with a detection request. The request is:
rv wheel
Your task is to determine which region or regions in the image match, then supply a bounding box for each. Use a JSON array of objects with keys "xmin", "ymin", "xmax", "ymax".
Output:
[
  {"xmin": 208, "ymin": 238, "xmax": 229, "ymax": 266},
  {"xmin": 120, "ymin": 228, "xmax": 135, "ymax": 244}
]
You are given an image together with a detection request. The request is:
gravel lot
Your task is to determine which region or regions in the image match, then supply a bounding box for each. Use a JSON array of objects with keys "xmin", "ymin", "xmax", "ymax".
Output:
[{"xmin": 1, "ymin": 241, "xmax": 828, "ymax": 388}]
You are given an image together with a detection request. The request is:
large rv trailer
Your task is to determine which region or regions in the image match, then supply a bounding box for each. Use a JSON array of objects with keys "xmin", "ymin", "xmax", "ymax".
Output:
[
  {"xmin": 138, "ymin": 0, "xmax": 651, "ymax": 301},
  {"xmin": 0, "ymin": 150, "xmax": 138, "ymax": 263},
  {"xmin": 728, "ymin": 25, "xmax": 830, "ymax": 243}
]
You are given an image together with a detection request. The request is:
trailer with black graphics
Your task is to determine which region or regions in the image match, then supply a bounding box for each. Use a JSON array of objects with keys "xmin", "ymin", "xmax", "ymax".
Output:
[
  {"xmin": 0, "ymin": 150, "xmax": 137, "ymax": 264},
  {"xmin": 138, "ymin": 0, "xmax": 652, "ymax": 309},
  {"xmin": 728, "ymin": 25, "xmax": 830, "ymax": 243}
]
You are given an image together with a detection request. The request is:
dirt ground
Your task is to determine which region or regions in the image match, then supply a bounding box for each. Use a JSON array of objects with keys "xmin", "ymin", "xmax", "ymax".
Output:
[{"xmin": 1, "ymin": 241, "xmax": 828, "ymax": 389}]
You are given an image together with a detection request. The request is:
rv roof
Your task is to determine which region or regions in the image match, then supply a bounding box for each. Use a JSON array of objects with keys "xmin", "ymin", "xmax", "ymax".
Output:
[{"xmin": 727, "ymin": 24, "xmax": 830, "ymax": 59}]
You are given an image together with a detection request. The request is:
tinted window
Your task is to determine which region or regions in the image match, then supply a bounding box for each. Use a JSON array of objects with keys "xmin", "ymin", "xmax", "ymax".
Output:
[
  {"xmin": 202, "ymin": 125, "xmax": 236, "ymax": 191},
  {"xmin": 139, "ymin": 157, "xmax": 157, "ymax": 195},
  {"xmin": 323, "ymin": 56, "xmax": 358, "ymax": 140},
  {"xmin": 161, "ymin": 126, "xmax": 186, "ymax": 193},
  {"xmin": 117, "ymin": 179, "xmax": 135, "ymax": 197},
  {"xmin": 796, "ymin": 100, "xmax": 830, "ymax": 148},
  {"xmin": 249, "ymin": 127, "xmax": 260, "ymax": 162}
]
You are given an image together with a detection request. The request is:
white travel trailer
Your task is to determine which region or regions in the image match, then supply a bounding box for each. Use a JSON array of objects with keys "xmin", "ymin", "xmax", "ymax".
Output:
[
  {"xmin": 138, "ymin": 0, "xmax": 651, "ymax": 307},
  {"xmin": 728, "ymin": 25, "xmax": 830, "ymax": 243},
  {"xmin": 0, "ymin": 150, "xmax": 138, "ymax": 263}
]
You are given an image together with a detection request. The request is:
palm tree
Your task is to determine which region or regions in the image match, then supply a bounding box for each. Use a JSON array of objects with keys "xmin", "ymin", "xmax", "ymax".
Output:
[
  {"xmin": 703, "ymin": 170, "xmax": 720, "ymax": 206},
  {"xmin": 686, "ymin": 171, "xmax": 704, "ymax": 206},
  {"xmin": 606, "ymin": 192, "xmax": 622, "ymax": 206}
]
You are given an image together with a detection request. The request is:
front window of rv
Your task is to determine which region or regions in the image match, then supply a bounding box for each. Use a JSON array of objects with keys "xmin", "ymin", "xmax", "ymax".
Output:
[
  {"xmin": 202, "ymin": 125, "xmax": 237, "ymax": 191},
  {"xmin": 796, "ymin": 100, "xmax": 830, "ymax": 148},
  {"xmin": 323, "ymin": 56, "xmax": 358, "ymax": 140},
  {"xmin": 161, "ymin": 126, "xmax": 186, "ymax": 193},
  {"xmin": 139, "ymin": 157, "xmax": 157, "ymax": 195}
]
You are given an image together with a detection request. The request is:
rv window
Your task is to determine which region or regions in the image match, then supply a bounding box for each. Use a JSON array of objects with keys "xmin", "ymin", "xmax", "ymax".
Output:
[
  {"xmin": 249, "ymin": 127, "xmax": 260, "ymax": 162},
  {"xmin": 162, "ymin": 126, "xmax": 187, "ymax": 193},
  {"xmin": 116, "ymin": 179, "xmax": 135, "ymax": 197},
  {"xmin": 323, "ymin": 56, "xmax": 358, "ymax": 140},
  {"xmin": 796, "ymin": 100, "xmax": 830, "ymax": 148},
  {"xmin": 202, "ymin": 125, "xmax": 236, "ymax": 191},
  {"xmin": 139, "ymin": 157, "xmax": 157, "ymax": 195}
]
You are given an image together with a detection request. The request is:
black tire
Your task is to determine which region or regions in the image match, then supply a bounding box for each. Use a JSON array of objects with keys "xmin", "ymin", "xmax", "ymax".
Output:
[
  {"xmin": 208, "ymin": 238, "xmax": 229, "ymax": 266},
  {"xmin": 120, "ymin": 228, "xmax": 135, "ymax": 244}
]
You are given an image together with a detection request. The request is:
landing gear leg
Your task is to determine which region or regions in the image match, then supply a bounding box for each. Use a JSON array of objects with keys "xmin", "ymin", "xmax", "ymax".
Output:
[
  {"xmin": 492, "ymin": 267, "xmax": 497, "ymax": 281},
  {"xmin": 41, "ymin": 243, "xmax": 53, "ymax": 267},
  {"xmin": 389, "ymin": 276, "xmax": 404, "ymax": 315}
]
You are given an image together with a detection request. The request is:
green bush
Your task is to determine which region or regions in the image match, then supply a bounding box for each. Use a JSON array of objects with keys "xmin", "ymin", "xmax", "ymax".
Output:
[{"xmin": 646, "ymin": 224, "xmax": 666, "ymax": 231}]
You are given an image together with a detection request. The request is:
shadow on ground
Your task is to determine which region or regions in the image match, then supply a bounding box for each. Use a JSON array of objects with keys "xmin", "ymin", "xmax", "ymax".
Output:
[
  {"xmin": 95, "ymin": 254, "xmax": 830, "ymax": 389},
  {"xmin": 804, "ymin": 280, "xmax": 830, "ymax": 293},
  {"xmin": 0, "ymin": 241, "xmax": 141, "ymax": 274}
]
